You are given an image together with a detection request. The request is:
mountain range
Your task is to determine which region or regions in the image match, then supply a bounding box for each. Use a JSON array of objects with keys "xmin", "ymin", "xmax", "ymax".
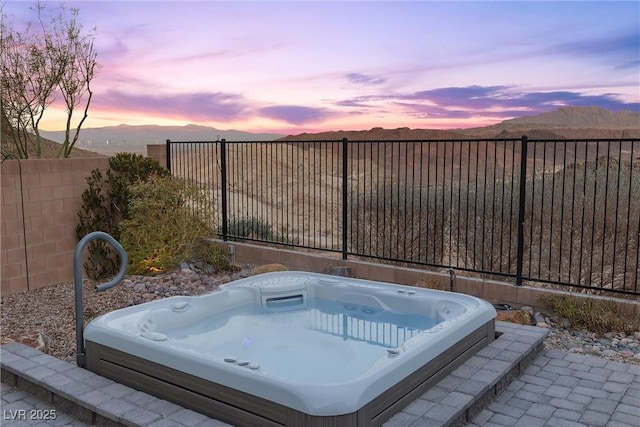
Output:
[
  {"xmin": 28, "ymin": 106, "xmax": 640, "ymax": 157},
  {"xmin": 40, "ymin": 124, "xmax": 284, "ymax": 156},
  {"xmin": 454, "ymin": 106, "xmax": 640, "ymax": 139},
  {"xmin": 280, "ymin": 106, "xmax": 640, "ymax": 141}
]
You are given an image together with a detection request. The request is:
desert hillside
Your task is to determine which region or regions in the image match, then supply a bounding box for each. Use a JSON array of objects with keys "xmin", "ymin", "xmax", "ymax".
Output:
[
  {"xmin": 41, "ymin": 124, "xmax": 284, "ymax": 156},
  {"xmin": 1, "ymin": 136, "xmax": 106, "ymax": 159},
  {"xmin": 502, "ymin": 106, "xmax": 639, "ymax": 127},
  {"xmin": 172, "ymin": 107, "xmax": 639, "ymax": 251},
  {"xmin": 272, "ymin": 107, "xmax": 639, "ymax": 190},
  {"xmin": 280, "ymin": 106, "xmax": 640, "ymax": 141},
  {"xmin": 1, "ymin": 110, "xmax": 104, "ymax": 159},
  {"xmin": 455, "ymin": 106, "xmax": 640, "ymax": 139},
  {"xmin": 11, "ymin": 106, "xmax": 636, "ymax": 158},
  {"xmin": 279, "ymin": 127, "xmax": 467, "ymax": 141}
]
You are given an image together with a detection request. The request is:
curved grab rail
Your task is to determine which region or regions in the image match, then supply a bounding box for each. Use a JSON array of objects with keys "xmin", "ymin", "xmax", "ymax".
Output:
[{"xmin": 74, "ymin": 231, "xmax": 128, "ymax": 368}]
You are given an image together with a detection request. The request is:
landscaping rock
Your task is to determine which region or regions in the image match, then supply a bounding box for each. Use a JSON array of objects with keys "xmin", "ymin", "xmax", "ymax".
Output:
[
  {"xmin": 496, "ymin": 310, "xmax": 533, "ymax": 325},
  {"xmin": 251, "ymin": 263, "xmax": 288, "ymax": 275},
  {"xmin": 326, "ymin": 265, "xmax": 352, "ymax": 277}
]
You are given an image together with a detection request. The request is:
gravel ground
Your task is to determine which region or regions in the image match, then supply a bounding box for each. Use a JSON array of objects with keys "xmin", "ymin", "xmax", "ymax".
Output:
[
  {"xmin": 2, "ymin": 267, "xmax": 639, "ymax": 366},
  {"xmin": 0, "ymin": 267, "xmax": 251, "ymax": 363}
]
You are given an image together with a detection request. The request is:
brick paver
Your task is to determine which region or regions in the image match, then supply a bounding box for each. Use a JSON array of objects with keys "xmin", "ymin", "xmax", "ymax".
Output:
[
  {"xmin": 468, "ymin": 350, "xmax": 640, "ymax": 427},
  {"xmin": 1, "ymin": 382, "xmax": 88, "ymax": 426},
  {"xmin": 3, "ymin": 322, "xmax": 639, "ymax": 427}
]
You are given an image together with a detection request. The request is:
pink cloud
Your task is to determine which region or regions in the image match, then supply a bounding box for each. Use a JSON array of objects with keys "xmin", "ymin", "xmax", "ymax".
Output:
[{"xmin": 95, "ymin": 90, "xmax": 250, "ymax": 122}]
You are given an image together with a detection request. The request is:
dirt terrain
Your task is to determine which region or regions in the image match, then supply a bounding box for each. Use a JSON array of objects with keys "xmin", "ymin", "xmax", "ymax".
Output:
[{"xmin": 173, "ymin": 106, "xmax": 639, "ymax": 228}]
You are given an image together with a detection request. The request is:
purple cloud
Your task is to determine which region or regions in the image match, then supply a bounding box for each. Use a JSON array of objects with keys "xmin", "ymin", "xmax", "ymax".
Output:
[
  {"xmin": 545, "ymin": 31, "xmax": 640, "ymax": 71},
  {"xmin": 413, "ymin": 87, "xmax": 638, "ymax": 115},
  {"xmin": 335, "ymin": 100, "xmax": 374, "ymax": 108},
  {"xmin": 406, "ymin": 86, "xmax": 514, "ymax": 109},
  {"xmin": 339, "ymin": 85, "xmax": 640, "ymax": 118},
  {"xmin": 259, "ymin": 105, "xmax": 334, "ymax": 125},
  {"xmin": 519, "ymin": 91, "xmax": 640, "ymax": 112},
  {"xmin": 391, "ymin": 103, "xmax": 476, "ymax": 119},
  {"xmin": 345, "ymin": 73, "xmax": 387, "ymax": 86},
  {"xmin": 96, "ymin": 90, "xmax": 250, "ymax": 121}
]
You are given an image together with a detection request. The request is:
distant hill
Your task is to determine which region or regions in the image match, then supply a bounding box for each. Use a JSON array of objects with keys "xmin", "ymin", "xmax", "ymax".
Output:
[
  {"xmin": 279, "ymin": 107, "xmax": 639, "ymax": 141},
  {"xmin": 7, "ymin": 106, "xmax": 640, "ymax": 158},
  {"xmin": 1, "ymin": 109, "xmax": 104, "ymax": 159},
  {"xmin": 274, "ymin": 106, "xmax": 639, "ymax": 186},
  {"xmin": 1, "ymin": 134, "xmax": 104, "ymax": 159},
  {"xmin": 504, "ymin": 106, "xmax": 639, "ymax": 127},
  {"xmin": 492, "ymin": 129, "xmax": 567, "ymax": 139},
  {"xmin": 455, "ymin": 106, "xmax": 640, "ymax": 139},
  {"xmin": 278, "ymin": 127, "xmax": 467, "ymax": 141},
  {"xmin": 41, "ymin": 124, "xmax": 284, "ymax": 156}
]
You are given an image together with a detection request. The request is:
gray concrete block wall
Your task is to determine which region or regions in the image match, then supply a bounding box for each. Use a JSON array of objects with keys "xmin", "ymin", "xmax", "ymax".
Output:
[{"xmin": 217, "ymin": 240, "xmax": 640, "ymax": 316}]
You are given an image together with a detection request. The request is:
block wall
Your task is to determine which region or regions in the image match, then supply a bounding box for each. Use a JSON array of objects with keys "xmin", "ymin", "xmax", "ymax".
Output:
[
  {"xmin": 146, "ymin": 145, "xmax": 167, "ymax": 169},
  {"xmin": 1, "ymin": 158, "xmax": 109, "ymax": 295},
  {"xmin": 213, "ymin": 240, "xmax": 640, "ymax": 319}
]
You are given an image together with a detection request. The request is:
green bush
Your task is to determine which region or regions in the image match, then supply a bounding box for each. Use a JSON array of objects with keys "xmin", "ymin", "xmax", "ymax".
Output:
[
  {"xmin": 227, "ymin": 216, "xmax": 290, "ymax": 243},
  {"xmin": 119, "ymin": 175, "xmax": 215, "ymax": 275},
  {"xmin": 76, "ymin": 153, "xmax": 169, "ymax": 279},
  {"xmin": 105, "ymin": 152, "xmax": 170, "ymax": 222},
  {"xmin": 196, "ymin": 239, "xmax": 237, "ymax": 273},
  {"xmin": 75, "ymin": 169, "xmax": 119, "ymax": 279}
]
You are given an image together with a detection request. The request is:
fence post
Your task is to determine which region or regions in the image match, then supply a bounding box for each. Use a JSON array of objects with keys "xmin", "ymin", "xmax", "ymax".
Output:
[
  {"xmin": 342, "ymin": 138, "xmax": 348, "ymax": 260},
  {"xmin": 515, "ymin": 135, "xmax": 528, "ymax": 286},
  {"xmin": 220, "ymin": 139, "xmax": 228, "ymax": 241},
  {"xmin": 165, "ymin": 139, "xmax": 172, "ymax": 172}
]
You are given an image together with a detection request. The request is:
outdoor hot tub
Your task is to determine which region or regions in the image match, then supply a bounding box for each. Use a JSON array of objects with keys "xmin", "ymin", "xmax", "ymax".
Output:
[{"xmin": 84, "ymin": 271, "xmax": 496, "ymax": 426}]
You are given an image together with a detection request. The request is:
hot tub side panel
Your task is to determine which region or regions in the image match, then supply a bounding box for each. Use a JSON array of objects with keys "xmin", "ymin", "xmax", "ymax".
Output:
[
  {"xmin": 85, "ymin": 319, "xmax": 494, "ymax": 427},
  {"xmin": 85, "ymin": 341, "xmax": 357, "ymax": 427}
]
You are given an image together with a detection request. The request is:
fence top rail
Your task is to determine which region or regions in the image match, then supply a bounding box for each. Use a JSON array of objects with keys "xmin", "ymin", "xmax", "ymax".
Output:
[
  {"xmin": 166, "ymin": 140, "xmax": 220, "ymax": 144},
  {"xmin": 166, "ymin": 138, "xmax": 640, "ymax": 145},
  {"xmin": 167, "ymin": 139, "xmax": 345, "ymax": 144},
  {"xmin": 524, "ymin": 138, "xmax": 640, "ymax": 143}
]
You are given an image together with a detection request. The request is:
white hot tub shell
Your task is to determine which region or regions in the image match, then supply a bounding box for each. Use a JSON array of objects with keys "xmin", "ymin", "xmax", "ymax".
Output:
[{"xmin": 84, "ymin": 271, "xmax": 496, "ymax": 427}]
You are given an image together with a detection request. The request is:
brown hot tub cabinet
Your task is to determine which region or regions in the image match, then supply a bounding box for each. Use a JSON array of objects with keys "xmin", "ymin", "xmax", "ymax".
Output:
[{"xmin": 85, "ymin": 320, "xmax": 495, "ymax": 427}]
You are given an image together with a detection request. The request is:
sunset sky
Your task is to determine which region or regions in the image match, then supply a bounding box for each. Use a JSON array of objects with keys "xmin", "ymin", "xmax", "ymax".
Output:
[{"xmin": 5, "ymin": 0, "xmax": 640, "ymax": 134}]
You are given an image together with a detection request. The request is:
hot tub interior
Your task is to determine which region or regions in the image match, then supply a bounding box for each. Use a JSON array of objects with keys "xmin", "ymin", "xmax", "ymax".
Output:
[{"xmin": 84, "ymin": 271, "xmax": 496, "ymax": 427}]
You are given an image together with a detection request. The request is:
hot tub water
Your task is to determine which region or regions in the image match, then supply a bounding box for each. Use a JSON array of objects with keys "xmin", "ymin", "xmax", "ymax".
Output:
[{"xmin": 158, "ymin": 298, "xmax": 439, "ymax": 383}]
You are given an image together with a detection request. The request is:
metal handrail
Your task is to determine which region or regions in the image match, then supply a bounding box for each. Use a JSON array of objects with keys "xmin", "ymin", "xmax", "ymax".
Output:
[{"xmin": 74, "ymin": 231, "xmax": 128, "ymax": 368}]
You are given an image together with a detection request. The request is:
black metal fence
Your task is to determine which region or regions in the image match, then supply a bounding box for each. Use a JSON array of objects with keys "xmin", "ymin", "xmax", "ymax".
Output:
[{"xmin": 166, "ymin": 137, "xmax": 640, "ymax": 296}]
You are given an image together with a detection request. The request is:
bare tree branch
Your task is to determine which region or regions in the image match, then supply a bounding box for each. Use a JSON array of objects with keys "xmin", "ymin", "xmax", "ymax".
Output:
[{"xmin": 0, "ymin": 1, "xmax": 99, "ymax": 158}]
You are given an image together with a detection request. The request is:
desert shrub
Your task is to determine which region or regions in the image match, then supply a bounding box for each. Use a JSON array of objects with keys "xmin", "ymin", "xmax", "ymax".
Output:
[
  {"xmin": 520, "ymin": 157, "xmax": 639, "ymax": 291},
  {"xmin": 346, "ymin": 154, "xmax": 639, "ymax": 294},
  {"xmin": 226, "ymin": 216, "xmax": 291, "ymax": 243},
  {"xmin": 105, "ymin": 152, "xmax": 170, "ymax": 221},
  {"xmin": 348, "ymin": 181, "xmax": 448, "ymax": 266},
  {"xmin": 75, "ymin": 169, "xmax": 119, "ymax": 279},
  {"xmin": 451, "ymin": 165, "xmax": 520, "ymax": 278},
  {"xmin": 413, "ymin": 276, "xmax": 449, "ymax": 291},
  {"xmin": 76, "ymin": 153, "xmax": 169, "ymax": 279},
  {"xmin": 539, "ymin": 294, "xmax": 640, "ymax": 336},
  {"xmin": 196, "ymin": 239, "xmax": 237, "ymax": 273},
  {"xmin": 119, "ymin": 175, "xmax": 215, "ymax": 275},
  {"xmin": 448, "ymin": 157, "xmax": 639, "ymax": 291}
]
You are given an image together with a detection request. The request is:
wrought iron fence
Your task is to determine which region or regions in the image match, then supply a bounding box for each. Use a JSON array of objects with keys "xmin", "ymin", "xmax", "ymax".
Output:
[{"xmin": 166, "ymin": 137, "xmax": 640, "ymax": 296}]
